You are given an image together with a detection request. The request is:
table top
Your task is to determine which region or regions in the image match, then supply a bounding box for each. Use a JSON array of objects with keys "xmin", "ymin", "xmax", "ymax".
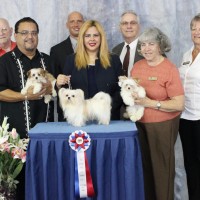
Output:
[{"xmin": 28, "ymin": 120, "xmax": 137, "ymax": 139}]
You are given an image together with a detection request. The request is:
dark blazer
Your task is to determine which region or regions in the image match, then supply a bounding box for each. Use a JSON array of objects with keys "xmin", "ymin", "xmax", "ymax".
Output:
[
  {"xmin": 50, "ymin": 36, "xmax": 74, "ymax": 78},
  {"xmin": 112, "ymin": 42, "xmax": 144, "ymax": 65},
  {"xmin": 61, "ymin": 53, "xmax": 123, "ymax": 120}
]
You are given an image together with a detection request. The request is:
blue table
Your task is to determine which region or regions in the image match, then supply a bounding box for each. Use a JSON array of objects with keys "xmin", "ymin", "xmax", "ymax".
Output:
[{"xmin": 25, "ymin": 121, "xmax": 144, "ymax": 200}]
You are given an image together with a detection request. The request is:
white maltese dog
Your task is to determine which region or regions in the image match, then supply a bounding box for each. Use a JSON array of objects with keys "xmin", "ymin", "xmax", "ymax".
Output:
[
  {"xmin": 118, "ymin": 76, "xmax": 146, "ymax": 122},
  {"xmin": 21, "ymin": 68, "xmax": 57, "ymax": 103},
  {"xmin": 58, "ymin": 88, "xmax": 112, "ymax": 126}
]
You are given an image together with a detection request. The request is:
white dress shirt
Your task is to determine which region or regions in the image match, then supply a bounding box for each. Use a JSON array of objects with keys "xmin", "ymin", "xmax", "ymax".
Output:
[
  {"xmin": 120, "ymin": 39, "xmax": 138, "ymax": 77},
  {"xmin": 70, "ymin": 36, "xmax": 77, "ymax": 52},
  {"xmin": 179, "ymin": 46, "xmax": 200, "ymax": 120}
]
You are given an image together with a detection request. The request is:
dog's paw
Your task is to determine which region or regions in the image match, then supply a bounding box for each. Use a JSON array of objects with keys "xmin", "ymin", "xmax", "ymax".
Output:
[
  {"xmin": 123, "ymin": 112, "xmax": 130, "ymax": 119},
  {"xmin": 21, "ymin": 88, "xmax": 27, "ymax": 95},
  {"xmin": 130, "ymin": 115, "xmax": 137, "ymax": 122}
]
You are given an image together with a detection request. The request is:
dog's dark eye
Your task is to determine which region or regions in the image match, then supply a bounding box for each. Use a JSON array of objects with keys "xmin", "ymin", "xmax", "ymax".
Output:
[
  {"xmin": 72, "ymin": 95, "xmax": 75, "ymax": 98},
  {"xmin": 66, "ymin": 94, "xmax": 68, "ymax": 97},
  {"xmin": 33, "ymin": 74, "xmax": 35, "ymax": 77},
  {"xmin": 38, "ymin": 74, "xmax": 41, "ymax": 76}
]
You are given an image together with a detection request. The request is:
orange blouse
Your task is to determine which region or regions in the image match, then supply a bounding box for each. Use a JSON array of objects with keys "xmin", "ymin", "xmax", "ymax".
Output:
[{"xmin": 131, "ymin": 58, "xmax": 184, "ymax": 123}]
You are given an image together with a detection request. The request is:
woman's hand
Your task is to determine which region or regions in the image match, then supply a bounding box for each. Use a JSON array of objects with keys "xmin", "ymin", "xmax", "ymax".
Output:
[
  {"xmin": 56, "ymin": 74, "xmax": 71, "ymax": 88},
  {"xmin": 133, "ymin": 93, "xmax": 185, "ymax": 112}
]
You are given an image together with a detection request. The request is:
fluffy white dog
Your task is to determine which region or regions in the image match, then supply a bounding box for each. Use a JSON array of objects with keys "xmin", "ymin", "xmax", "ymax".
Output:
[
  {"xmin": 21, "ymin": 68, "xmax": 57, "ymax": 103},
  {"xmin": 118, "ymin": 76, "xmax": 146, "ymax": 122},
  {"xmin": 58, "ymin": 88, "xmax": 112, "ymax": 126}
]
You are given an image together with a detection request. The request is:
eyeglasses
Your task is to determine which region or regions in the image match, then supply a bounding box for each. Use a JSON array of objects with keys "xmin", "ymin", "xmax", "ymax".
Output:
[
  {"xmin": 120, "ymin": 21, "xmax": 138, "ymax": 26},
  {"xmin": 0, "ymin": 28, "xmax": 8, "ymax": 34},
  {"xmin": 84, "ymin": 34, "xmax": 100, "ymax": 38},
  {"xmin": 16, "ymin": 30, "xmax": 38, "ymax": 37}
]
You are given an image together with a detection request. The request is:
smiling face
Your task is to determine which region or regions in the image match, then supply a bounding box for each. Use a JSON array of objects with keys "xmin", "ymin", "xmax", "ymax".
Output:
[
  {"xmin": 120, "ymin": 13, "xmax": 140, "ymax": 43},
  {"xmin": 140, "ymin": 41, "xmax": 161, "ymax": 62},
  {"xmin": 83, "ymin": 26, "xmax": 101, "ymax": 53},
  {"xmin": 0, "ymin": 19, "xmax": 13, "ymax": 47},
  {"xmin": 14, "ymin": 22, "xmax": 38, "ymax": 55},
  {"xmin": 191, "ymin": 20, "xmax": 200, "ymax": 47},
  {"xmin": 67, "ymin": 12, "xmax": 84, "ymax": 39}
]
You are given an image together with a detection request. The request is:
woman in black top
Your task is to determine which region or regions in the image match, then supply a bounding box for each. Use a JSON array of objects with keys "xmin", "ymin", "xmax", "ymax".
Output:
[{"xmin": 56, "ymin": 20, "xmax": 123, "ymax": 120}]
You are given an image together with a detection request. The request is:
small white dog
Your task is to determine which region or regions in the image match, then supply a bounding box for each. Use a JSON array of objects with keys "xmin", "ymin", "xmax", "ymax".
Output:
[
  {"xmin": 21, "ymin": 68, "xmax": 57, "ymax": 103},
  {"xmin": 118, "ymin": 76, "xmax": 146, "ymax": 122},
  {"xmin": 58, "ymin": 88, "xmax": 112, "ymax": 126}
]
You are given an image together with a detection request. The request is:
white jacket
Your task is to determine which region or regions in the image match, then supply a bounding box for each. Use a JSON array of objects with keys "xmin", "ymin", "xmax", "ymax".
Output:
[{"xmin": 179, "ymin": 46, "xmax": 200, "ymax": 120}]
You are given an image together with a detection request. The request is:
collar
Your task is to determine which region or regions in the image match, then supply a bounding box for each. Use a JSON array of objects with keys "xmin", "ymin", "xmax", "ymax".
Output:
[
  {"xmin": 70, "ymin": 36, "xmax": 77, "ymax": 51},
  {"xmin": 0, "ymin": 41, "xmax": 16, "ymax": 56},
  {"xmin": 124, "ymin": 38, "xmax": 138, "ymax": 50},
  {"xmin": 13, "ymin": 46, "xmax": 40, "ymax": 60}
]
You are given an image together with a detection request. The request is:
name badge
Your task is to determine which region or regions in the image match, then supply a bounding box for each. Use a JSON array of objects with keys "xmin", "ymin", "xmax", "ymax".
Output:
[
  {"xmin": 148, "ymin": 77, "xmax": 157, "ymax": 81},
  {"xmin": 182, "ymin": 61, "xmax": 190, "ymax": 65}
]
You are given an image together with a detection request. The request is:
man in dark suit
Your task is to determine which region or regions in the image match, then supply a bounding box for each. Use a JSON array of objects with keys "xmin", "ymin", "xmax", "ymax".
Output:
[
  {"xmin": 112, "ymin": 10, "xmax": 143, "ymax": 76},
  {"xmin": 50, "ymin": 11, "xmax": 84, "ymax": 121},
  {"xmin": 50, "ymin": 11, "xmax": 84, "ymax": 78}
]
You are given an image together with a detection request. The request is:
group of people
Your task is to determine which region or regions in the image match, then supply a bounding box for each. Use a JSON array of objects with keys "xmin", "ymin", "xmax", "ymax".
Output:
[{"xmin": 0, "ymin": 10, "xmax": 200, "ymax": 200}]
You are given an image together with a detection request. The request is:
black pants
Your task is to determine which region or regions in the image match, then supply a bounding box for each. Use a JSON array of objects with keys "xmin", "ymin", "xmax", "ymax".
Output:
[{"xmin": 179, "ymin": 119, "xmax": 200, "ymax": 200}]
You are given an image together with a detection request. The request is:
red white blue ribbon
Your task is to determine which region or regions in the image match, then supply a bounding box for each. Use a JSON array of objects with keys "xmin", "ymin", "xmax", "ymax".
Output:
[{"xmin": 69, "ymin": 130, "xmax": 95, "ymax": 198}]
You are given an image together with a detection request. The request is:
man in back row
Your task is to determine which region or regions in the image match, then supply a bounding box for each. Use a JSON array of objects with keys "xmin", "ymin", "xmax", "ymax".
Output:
[
  {"xmin": 0, "ymin": 18, "xmax": 16, "ymax": 56},
  {"xmin": 50, "ymin": 11, "xmax": 84, "ymax": 78},
  {"xmin": 50, "ymin": 11, "xmax": 84, "ymax": 121},
  {"xmin": 112, "ymin": 10, "xmax": 143, "ymax": 76}
]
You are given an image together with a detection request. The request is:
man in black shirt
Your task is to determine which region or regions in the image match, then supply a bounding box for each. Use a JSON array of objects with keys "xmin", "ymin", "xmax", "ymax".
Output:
[{"xmin": 0, "ymin": 17, "xmax": 53, "ymax": 200}]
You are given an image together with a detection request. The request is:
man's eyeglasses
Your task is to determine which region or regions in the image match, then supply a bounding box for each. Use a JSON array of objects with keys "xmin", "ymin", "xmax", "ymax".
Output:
[
  {"xmin": 120, "ymin": 21, "xmax": 138, "ymax": 26},
  {"xmin": 0, "ymin": 28, "xmax": 8, "ymax": 34},
  {"xmin": 16, "ymin": 31, "xmax": 38, "ymax": 37}
]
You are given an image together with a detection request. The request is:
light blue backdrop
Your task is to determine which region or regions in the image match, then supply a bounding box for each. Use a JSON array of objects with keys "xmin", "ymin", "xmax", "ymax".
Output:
[{"xmin": 1, "ymin": 0, "xmax": 200, "ymax": 66}]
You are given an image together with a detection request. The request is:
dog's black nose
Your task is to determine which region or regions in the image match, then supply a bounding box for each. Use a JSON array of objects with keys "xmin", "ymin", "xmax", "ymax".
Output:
[
  {"xmin": 68, "ymin": 97, "xmax": 70, "ymax": 100},
  {"xmin": 36, "ymin": 77, "xmax": 38, "ymax": 80}
]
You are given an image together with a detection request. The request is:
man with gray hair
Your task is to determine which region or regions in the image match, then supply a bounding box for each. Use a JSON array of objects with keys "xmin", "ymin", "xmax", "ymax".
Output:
[
  {"xmin": 112, "ymin": 10, "xmax": 143, "ymax": 76},
  {"xmin": 0, "ymin": 18, "xmax": 16, "ymax": 56}
]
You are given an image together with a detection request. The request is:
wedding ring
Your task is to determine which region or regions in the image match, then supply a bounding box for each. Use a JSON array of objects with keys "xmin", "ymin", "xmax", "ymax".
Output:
[{"xmin": 40, "ymin": 95, "xmax": 43, "ymax": 98}]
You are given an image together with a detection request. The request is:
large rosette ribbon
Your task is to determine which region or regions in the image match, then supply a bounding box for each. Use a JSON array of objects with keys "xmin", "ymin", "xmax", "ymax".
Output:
[{"xmin": 69, "ymin": 130, "xmax": 95, "ymax": 198}]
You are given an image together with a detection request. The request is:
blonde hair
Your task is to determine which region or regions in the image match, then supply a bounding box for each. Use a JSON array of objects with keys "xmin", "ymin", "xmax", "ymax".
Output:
[
  {"xmin": 190, "ymin": 13, "xmax": 200, "ymax": 30},
  {"xmin": 75, "ymin": 20, "xmax": 110, "ymax": 69}
]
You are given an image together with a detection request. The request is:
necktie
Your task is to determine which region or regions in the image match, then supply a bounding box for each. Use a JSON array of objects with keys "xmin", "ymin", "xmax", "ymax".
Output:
[{"xmin": 123, "ymin": 45, "xmax": 130, "ymax": 76}]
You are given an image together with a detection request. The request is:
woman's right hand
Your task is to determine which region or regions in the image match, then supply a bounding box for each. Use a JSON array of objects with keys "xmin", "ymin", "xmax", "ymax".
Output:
[{"xmin": 56, "ymin": 74, "xmax": 71, "ymax": 88}]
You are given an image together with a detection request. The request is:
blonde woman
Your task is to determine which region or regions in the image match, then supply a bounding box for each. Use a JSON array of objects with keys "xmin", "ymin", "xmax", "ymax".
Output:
[{"xmin": 56, "ymin": 20, "xmax": 123, "ymax": 120}]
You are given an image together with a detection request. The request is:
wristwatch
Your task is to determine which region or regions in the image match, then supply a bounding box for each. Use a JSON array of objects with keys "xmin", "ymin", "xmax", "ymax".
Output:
[{"xmin": 156, "ymin": 101, "xmax": 161, "ymax": 110}]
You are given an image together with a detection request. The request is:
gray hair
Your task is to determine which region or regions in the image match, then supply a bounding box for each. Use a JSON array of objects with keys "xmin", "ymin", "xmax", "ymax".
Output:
[
  {"xmin": 138, "ymin": 27, "xmax": 171, "ymax": 53},
  {"xmin": 120, "ymin": 10, "xmax": 140, "ymax": 24},
  {"xmin": 190, "ymin": 13, "xmax": 200, "ymax": 30}
]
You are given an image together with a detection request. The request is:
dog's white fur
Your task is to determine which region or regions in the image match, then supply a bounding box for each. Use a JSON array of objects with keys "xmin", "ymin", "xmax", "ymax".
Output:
[
  {"xmin": 58, "ymin": 88, "xmax": 112, "ymax": 126},
  {"xmin": 118, "ymin": 76, "xmax": 146, "ymax": 122},
  {"xmin": 21, "ymin": 68, "xmax": 57, "ymax": 103}
]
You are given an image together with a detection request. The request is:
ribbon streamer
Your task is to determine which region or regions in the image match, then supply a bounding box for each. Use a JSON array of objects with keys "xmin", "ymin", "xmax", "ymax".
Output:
[{"xmin": 69, "ymin": 130, "xmax": 95, "ymax": 198}]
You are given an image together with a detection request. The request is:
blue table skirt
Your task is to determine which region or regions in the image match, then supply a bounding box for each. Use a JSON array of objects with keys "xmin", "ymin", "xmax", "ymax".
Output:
[{"xmin": 26, "ymin": 121, "xmax": 144, "ymax": 200}]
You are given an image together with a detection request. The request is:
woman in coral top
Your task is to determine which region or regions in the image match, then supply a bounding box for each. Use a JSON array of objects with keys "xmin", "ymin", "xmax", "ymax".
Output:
[{"xmin": 130, "ymin": 27, "xmax": 184, "ymax": 200}]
